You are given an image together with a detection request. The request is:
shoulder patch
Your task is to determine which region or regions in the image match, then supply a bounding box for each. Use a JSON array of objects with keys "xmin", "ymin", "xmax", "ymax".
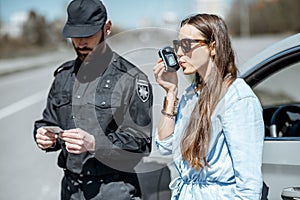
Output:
[
  {"xmin": 136, "ymin": 79, "xmax": 150, "ymax": 102},
  {"xmin": 54, "ymin": 60, "xmax": 74, "ymax": 76}
]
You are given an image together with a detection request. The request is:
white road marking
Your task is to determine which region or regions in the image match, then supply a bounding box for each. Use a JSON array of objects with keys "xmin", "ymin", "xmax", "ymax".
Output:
[{"xmin": 0, "ymin": 90, "xmax": 47, "ymax": 120}]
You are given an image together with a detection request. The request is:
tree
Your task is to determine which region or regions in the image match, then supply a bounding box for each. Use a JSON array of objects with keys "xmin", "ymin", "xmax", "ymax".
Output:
[
  {"xmin": 22, "ymin": 10, "xmax": 49, "ymax": 46},
  {"xmin": 227, "ymin": 0, "xmax": 300, "ymax": 36}
]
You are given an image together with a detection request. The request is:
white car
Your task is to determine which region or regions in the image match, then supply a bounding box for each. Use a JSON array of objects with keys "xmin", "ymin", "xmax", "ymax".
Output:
[{"xmin": 239, "ymin": 33, "xmax": 300, "ymax": 200}]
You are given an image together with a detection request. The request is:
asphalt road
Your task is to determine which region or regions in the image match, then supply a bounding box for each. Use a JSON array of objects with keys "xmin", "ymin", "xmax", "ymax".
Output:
[
  {"xmin": 0, "ymin": 65, "xmax": 62, "ymax": 199},
  {"xmin": 0, "ymin": 33, "xmax": 289, "ymax": 200}
]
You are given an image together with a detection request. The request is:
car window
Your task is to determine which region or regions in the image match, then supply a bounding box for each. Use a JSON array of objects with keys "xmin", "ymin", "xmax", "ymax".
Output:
[
  {"xmin": 253, "ymin": 62, "xmax": 300, "ymax": 106},
  {"xmin": 253, "ymin": 62, "xmax": 300, "ymax": 138}
]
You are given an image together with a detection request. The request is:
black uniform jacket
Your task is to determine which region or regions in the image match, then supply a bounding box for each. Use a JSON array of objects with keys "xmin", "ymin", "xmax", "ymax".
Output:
[{"xmin": 34, "ymin": 45, "xmax": 153, "ymax": 176}]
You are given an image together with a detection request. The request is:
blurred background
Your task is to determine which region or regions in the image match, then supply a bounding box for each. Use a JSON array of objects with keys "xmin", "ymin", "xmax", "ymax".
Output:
[
  {"xmin": 0, "ymin": 0, "xmax": 299, "ymax": 200},
  {"xmin": 0, "ymin": 0, "xmax": 299, "ymax": 60}
]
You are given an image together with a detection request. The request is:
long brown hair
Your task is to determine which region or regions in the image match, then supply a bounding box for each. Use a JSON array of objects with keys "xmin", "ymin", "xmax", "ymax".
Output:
[{"xmin": 180, "ymin": 14, "xmax": 237, "ymax": 170}]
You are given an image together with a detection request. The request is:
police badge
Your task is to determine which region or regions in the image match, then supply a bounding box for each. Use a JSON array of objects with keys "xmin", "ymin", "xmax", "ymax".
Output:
[{"xmin": 136, "ymin": 79, "xmax": 150, "ymax": 102}]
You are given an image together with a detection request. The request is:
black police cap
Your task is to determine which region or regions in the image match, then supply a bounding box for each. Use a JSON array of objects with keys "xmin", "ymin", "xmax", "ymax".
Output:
[{"xmin": 62, "ymin": 0, "xmax": 107, "ymax": 38}]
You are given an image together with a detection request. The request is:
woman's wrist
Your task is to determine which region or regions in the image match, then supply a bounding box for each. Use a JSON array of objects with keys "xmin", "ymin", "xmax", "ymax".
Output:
[
  {"xmin": 161, "ymin": 95, "xmax": 179, "ymax": 117},
  {"xmin": 166, "ymin": 87, "xmax": 178, "ymax": 99}
]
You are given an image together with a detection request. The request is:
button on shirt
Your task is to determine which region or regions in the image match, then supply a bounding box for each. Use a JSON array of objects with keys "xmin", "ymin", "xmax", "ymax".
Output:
[{"xmin": 156, "ymin": 78, "xmax": 265, "ymax": 200}]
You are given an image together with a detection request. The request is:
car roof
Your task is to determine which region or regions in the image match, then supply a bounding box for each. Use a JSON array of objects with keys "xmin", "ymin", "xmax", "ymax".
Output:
[{"xmin": 238, "ymin": 33, "xmax": 300, "ymax": 78}]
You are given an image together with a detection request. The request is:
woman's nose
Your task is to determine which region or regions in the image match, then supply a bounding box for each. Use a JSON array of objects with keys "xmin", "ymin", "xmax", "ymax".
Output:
[
  {"xmin": 176, "ymin": 47, "xmax": 184, "ymax": 58},
  {"xmin": 177, "ymin": 45, "xmax": 185, "ymax": 56}
]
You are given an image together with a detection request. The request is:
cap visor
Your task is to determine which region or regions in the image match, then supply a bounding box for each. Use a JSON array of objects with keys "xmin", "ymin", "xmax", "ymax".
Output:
[{"xmin": 62, "ymin": 24, "xmax": 102, "ymax": 38}]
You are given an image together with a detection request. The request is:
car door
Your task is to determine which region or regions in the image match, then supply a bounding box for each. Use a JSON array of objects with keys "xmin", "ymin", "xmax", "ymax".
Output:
[{"xmin": 241, "ymin": 35, "xmax": 300, "ymax": 200}]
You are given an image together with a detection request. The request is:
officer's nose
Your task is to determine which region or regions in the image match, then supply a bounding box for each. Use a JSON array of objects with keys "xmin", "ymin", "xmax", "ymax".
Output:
[{"xmin": 76, "ymin": 38, "xmax": 88, "ymax": 47}]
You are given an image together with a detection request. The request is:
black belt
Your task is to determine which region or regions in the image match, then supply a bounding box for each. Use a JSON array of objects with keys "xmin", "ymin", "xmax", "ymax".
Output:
[{"xmin": 63, "ymin": 169, "xmax": 120, "ymax": 184}]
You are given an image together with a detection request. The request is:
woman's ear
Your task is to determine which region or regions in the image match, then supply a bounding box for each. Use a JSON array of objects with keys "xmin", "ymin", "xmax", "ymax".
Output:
[
  {"xmin": 104, "ymin": 19, "xmax": 112, "ymax": 36},
  {"xmin": 209, "ymin": 41, "xmax": 216, "ymax": 56}
]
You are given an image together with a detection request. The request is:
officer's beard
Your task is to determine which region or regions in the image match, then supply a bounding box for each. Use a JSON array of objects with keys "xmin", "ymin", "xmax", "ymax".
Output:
[
  {"xmin": 73, "ymin": 30, "xmax": 105, "ymax": 61},
  {"xmin": 74, "ymin": 46, "xmax": 92, "ymax": 61}
]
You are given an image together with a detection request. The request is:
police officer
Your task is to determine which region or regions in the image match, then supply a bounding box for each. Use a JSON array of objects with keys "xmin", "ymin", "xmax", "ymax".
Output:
[{"xmin": 33, "ymin": 0, "xmax": 153, "ymax": 199}]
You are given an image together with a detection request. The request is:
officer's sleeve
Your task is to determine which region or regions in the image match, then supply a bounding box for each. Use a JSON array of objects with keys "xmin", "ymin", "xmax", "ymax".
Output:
[
  {"xmin": 93, "ymin": 76, "xmax": 153, "ymax": 162},
  {"xmin": 33, "ymin": 79, "xmax": 61, "ymax": 152},
  {"xmin": 111, "ymin": 77, "xmax": 153, "ymax": 153}
]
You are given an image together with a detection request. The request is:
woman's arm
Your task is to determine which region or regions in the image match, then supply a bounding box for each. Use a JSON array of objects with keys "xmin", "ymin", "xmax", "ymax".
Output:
[
  {"xmin": 153, "ymin": 59, "xmax": 179, "ymax": 140},
  {"xmin": 223, "ymin": 96, "xmax": 265, "ymax": 199}
]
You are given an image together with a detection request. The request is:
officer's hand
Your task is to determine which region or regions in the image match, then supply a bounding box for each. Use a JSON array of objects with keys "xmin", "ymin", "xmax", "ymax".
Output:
[
  {"xmin": 60, "ymin": 128, "xmax": 95, "ymax": 154},
  {"xmin": 36, "ymin": 127, "xmax": 58, "ymax": 149},
  {"xmin": 153, "ymin": 58, "xmax": 178, "ymax": 94}
]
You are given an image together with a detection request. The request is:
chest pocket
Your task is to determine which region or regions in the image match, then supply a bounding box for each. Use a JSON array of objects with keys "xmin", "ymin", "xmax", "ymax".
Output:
[
  {"xmin": 93, "ymin": 86, "xmax": 125, "ymax": 129},
  {"xmin": 52, "ymin": 93, "xmax": 71, "ymax": 107},
  {"xmin": 93, "ymin": 91, "xmax": 122, "ymax": 109},
  {"xmin": 51, "ymin": 93, "xmax": 72, "ymax": 126},
  {"xmin": 95, "ymin": 77, "xmax": 123, "ymax": 109}
]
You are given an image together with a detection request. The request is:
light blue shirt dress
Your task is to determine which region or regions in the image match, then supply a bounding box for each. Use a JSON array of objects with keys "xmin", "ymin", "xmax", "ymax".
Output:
[{"xmin": 156, "ymin": 78, "xmax": 265, "ymax": 200}]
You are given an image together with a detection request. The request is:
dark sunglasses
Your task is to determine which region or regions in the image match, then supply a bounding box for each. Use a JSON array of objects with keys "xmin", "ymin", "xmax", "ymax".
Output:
[{"xmin": 173, "ymin": 38, "xmax": 208, "ymax": 53}]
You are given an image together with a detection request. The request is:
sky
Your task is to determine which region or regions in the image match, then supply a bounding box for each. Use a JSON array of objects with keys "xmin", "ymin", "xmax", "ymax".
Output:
[{"xmin": 0, "ymin": 0, "xmax": 231, "ymax": 29}]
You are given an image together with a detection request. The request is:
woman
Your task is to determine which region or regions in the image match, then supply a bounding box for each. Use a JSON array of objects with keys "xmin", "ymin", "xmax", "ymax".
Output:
[{"xmin": 153, "ymin": 14, "xmax": 264, "ymax": 199}]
